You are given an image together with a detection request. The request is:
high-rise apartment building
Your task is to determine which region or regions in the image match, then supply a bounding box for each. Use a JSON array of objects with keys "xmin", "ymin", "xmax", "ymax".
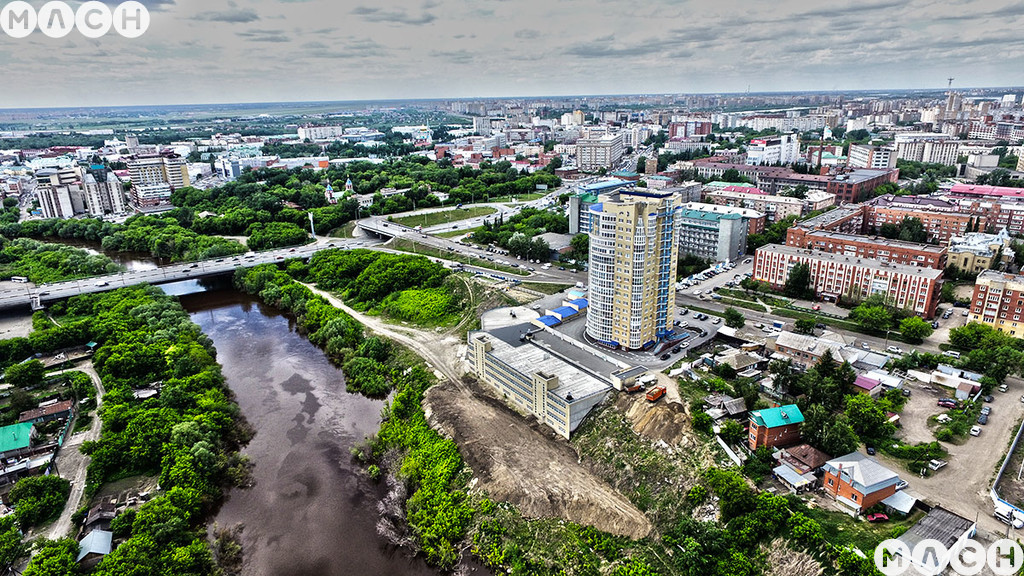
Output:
[
  {"xmin": 587, "ymin": 190, "xmax": 680, "ymax": 350},
  {"xmin": 576, "ymin": 134, "xmax": 624, "ymax": 171},
  {"xmin": 82, "ymin": 165, "xmax": 127, "ymax": 216},
  {"xmin": 128, "ymin": 154, "xmax": 190, "ymax": 210},
  {"xmin": 746, "ymin": 134, "xmax": 801, "ymax": 165}
]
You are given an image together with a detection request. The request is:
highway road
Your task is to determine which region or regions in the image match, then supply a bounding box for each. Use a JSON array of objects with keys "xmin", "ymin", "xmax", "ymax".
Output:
[{"xmin": 0, "ymin": 236, "xmax": 377, "ymax": 311}]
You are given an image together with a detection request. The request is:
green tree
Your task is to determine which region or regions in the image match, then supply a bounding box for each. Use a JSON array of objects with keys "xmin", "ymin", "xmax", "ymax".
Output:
[
  {"xmin": 4, "ymin": 359, "xmax": 45, "ymax": 388},
  {"xmin": 635, "ymin": 156, "xmax": 648, "ymax": 174},
  {"xmin": 720, "ymin": 419, "xmax": 746, "ymax": 445},
  {"xmin": 845, "ymin": 393, "xmax": 895, "ymax": 441},
  {"xmin": 723, "ymin": 307, "xmax": 745, "ymax": 329},
  {"xmin": 10, "ymin": 476, "xmax": 71, "ymax": 528},
  {"xmin": 784, "ymin": 262, "xmax": 813, "ymax": 299},
  {"xmin": 849, "ymin": 304, "xmax": 893, "ymax": 333},
  {"xmin": 897, "ymin": 217, "xmax": 928, "ymax": 243},
  {"xmin": 820, "ymin": 414, "xmax": 860, "ymax": 456},
  {"xmin": 0, "ymin": 515, "xmax": 26, "ymax": 572},
  {"xmin": 691, "ymin": 411, "xmax": 713, "ymax": 434},
  {"xmin": 23, "ymin": 538, "xmax": 79, "ymax": 576},
  {"xmin": 899, "ymin": 316, "xmax": 933, "ymax": 343},
  {"xmin": 794, "ymin": 318, "xmax": 816, "ymax": 334}
]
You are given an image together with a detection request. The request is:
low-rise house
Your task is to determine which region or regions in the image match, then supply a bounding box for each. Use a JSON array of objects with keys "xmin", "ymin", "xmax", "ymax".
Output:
[
  {"xmin": 773, "ymin": 444, "xmax": 830, "ymax": 494},
  {"xmin": 748, "ymin": 404, "xmax": 804, "ymax": 450},
  {"xmin": 18, "ymin": 399, "xmax": 74, "ymax": 424},
  {"xmin": 853, "ymin": 375, "xmax": 882, "ymax": 397},
  {"xmin": 822, "ymin": 452, "xmax": 901, "ymax": 514},
  {"xmin": 704, "ymin": 393, "xmax": 748, "ymax": 420},
  {"xmin": 0, "ymin": 423, "xmax": 36, "ymax": 460},
  {"xmin": 77, "ymin": 529, "xmax": 113, "ymax": 569}
]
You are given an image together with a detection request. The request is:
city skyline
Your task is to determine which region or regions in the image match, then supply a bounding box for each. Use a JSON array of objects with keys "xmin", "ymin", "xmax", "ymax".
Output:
[{"xmin": 3, "ymin": 0, "xmax": 1024, "ymax": 108}]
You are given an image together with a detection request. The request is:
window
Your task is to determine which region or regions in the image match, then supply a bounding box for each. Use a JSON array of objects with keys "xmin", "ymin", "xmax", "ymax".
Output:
[
  {"xmin": 851, "ymin": 493, "xmax": 858, "ymax": 502},
  {"xmin": 827, "ymin": 478, "xmax": 834, "ymax": 486}
]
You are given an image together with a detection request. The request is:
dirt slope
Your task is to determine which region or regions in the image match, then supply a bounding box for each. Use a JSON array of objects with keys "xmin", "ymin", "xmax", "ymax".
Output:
[{"xmin": 425, "ymin": 380, "xmax": 653, "ymax": 539}]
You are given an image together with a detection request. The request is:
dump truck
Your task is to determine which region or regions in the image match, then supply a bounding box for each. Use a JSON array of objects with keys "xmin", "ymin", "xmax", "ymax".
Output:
[{"xmin": 645, "ymin": 386, "xmax": 666, "ymax": 402}]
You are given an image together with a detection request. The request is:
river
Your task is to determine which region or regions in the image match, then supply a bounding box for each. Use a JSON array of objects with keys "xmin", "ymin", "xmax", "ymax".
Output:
[{"xmin": 169, "ymin": 278, "xmax": 441, "ymax": 576}]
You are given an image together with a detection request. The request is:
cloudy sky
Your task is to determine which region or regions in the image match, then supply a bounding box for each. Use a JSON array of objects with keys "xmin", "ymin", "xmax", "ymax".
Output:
[{"xmin": 3, "ymin": 0, "xmax": 1024, "ymax": 108}]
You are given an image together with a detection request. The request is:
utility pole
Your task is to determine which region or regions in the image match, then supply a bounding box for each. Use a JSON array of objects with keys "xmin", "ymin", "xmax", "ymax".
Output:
[{"xmin": 308, "ymin": 212, "xmax": 316, "ymax": 240}]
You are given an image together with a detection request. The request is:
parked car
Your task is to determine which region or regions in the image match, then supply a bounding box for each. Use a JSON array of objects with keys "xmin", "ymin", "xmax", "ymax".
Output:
[
  {"xmin": 672, "ymin": 346, "xmax": 681, "ymax": 354},
  {"xmin": 978, "ymin": 414, "xmax": 989, "ymax": 425},
  {"xmin": 1000, "ymin": 384, "xmax": 1009, "ymax": 392},
  {"xmin": 886, "ymin": 346, "xmax": 903, "ymax": 354},
  {"xmin": 812, "ymin": 304, "xmax": 821, "ymax": 311},
  {"xmin": 660, "ymin": 353, "xmax": 671, "ymax": 361},
  {"xmin": 971, "ymin": 426, "xmax": 982, "ymax": 436},
  {"xmin": 984, "ymin": 395, "xmax": 994, "ymax": 403},
  {"xmin": 711, "ymin": 318, "xmax": 721, "ymax": 325},
  {"xmin": 938, "ymin": 399, "xmax": 957, "ymax": 408},
  {"xmin": 981, "ymin": 406, "xmax": 992, "ymax": 416},
  {"xmin": 928, "ymin": 459, "xmax": 948, "ymax": 471},
  {"xmin": 962, "ymin": 310, "xmax": 969, "ymax": 316},
  {"xmin": 895, "ymin": 480, "xmax": 908, "ymax": 490},
  {"xmin": 866, "ymin": 446, "xmax": 876, "ymax": 455},
  {"xmin": 866, "ymin": 513, "xmax": 889, "ymax": 523},
  {"xmin": 862, "ymin": 342, "xmax": 871, "ymax": 350}
]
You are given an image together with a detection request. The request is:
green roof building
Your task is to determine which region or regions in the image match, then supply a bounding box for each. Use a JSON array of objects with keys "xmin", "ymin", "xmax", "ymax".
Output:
[{"xmin": 0, "ymin": 422, "xmax": 35, "ymax": 458}]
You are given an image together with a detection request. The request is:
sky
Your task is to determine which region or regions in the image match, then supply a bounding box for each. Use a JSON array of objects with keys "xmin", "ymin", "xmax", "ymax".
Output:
[{"xmin": 2, "ymin": 0, "xmax": 1024, "ymax": 108}]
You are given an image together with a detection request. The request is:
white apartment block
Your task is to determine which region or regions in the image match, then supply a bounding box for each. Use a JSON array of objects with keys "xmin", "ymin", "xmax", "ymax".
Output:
[
  {"xmin": 82, "ymin": 168, "xmax": 127, "ymax": 216},
  {"xmin": 297, "ymin": 125, "xmax": 347, "ymax": 141},
  {"xmin": 746, "ymin": 134, "xmax": 800, "ymax": 166},
  {"xmin": 128, "ymin": 155, "xmax": 190, "ymax": 209},
  {"xmin": 35, "ymin": 168, "xmax": 84, "ymax": 219},
  {"xmin": 577, "ymin": 134, "xmax": 624, "ymax": 171},
  {"xmin": 848, "ymin": 144, "xmax": 897, "ymax": 169}
]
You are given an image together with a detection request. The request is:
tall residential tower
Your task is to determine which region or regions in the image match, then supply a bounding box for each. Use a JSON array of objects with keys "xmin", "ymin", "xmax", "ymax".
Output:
[{"xmin": 586, "ymin": 190, "xmax": 680, "ymax": 350}]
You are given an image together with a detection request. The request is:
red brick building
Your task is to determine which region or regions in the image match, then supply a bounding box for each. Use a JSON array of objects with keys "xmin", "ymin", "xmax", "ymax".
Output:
[
  {"xmin": 748, "ymin": 404, "xmax": 804, "ymax": 450},
  {"xmin": 822, "ymin": 452, "xmax": 902, "ymax": 514},
  {"xmin": 826, "ymin": 169, "xmax": 899, "ymax": 203},
  {"xmin": 785, "ymin": 228, "xmax": 948, "ymax": 269}
]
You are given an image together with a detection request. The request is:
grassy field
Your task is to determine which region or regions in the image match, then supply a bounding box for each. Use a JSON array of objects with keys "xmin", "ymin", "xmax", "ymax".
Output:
[
  {"xmin": 436, "ymin": 226, "xmax": 481, "ymax": 239},
  {"xmin": 794, "ymin": 498, "xmax": 922, "ymax": 553},
  {"xmin": 477, "ymin": 193, "xmax": 545, "ymax": 203},
  {"xmin": 389, "ymin": 238, "xmax": 528, "ymax": 276},
  {"xmin": 390, "ymin": 206, "xmax": 496, "ymax": 228},
  {"xmin": 328, "ymin": 221, "xmax": 358, "ymax": 238},
  {"xmin": 519, "ymin": 282, "xmax": 573, "ymax": 295}
]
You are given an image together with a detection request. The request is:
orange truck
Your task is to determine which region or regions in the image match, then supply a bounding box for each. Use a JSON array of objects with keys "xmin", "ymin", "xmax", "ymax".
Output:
[{"xmin": 645, "ymin": 386, "xmax": 666, "ymax": 402}]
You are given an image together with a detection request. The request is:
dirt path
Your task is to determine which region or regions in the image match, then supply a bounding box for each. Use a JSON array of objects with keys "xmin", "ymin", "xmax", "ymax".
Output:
[
  {"xmin": 47, "ymin": 362, "xmax": 105, "ymax": 539},
  {"xmin": 300, "ymin": 283, "xmax": 464, "ymax": 383}
]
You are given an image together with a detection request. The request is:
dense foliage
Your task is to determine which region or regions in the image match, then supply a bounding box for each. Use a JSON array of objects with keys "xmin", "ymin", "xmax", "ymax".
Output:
[
  {"xmin": 471, "ymin": 208, "xmax": 567, "ymax": 259},
  {"xmin": 1, "ymin": 216, "xmax": 246, "ymax": 262},
  {"xmin": 0, "ymin": 237, "xmax": 121, "ymax": 283},
  {"xmin": 7, "ymin": 286, "xmax": 252, "ymax": 575},
  {"xmin": 23, "ymin": 538, "xmax": 80, "ymax": 576},
  {"xmin": 747, "ymin": 215, "xmax": 797, "ymax": 252},
  {"xmin": 245, "ymin": 221, "xmax": 310, "ymax": 251},
  {"xmin": 9, "ymin": 476, "xmax": 71, "ymax": 528}
]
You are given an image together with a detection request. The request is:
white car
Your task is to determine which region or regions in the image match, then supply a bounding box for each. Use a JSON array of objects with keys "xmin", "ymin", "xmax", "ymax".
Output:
[
  {"xmin": 861, "ymin": 342, "xmax": 871, "ymax": 350},
  {"xmin": 970, "ymin": 426, "xmax": 982, "ymax": 437},
  {"xmin": 887, "ymin": 346, "xmax": 903, "ymax": 354},
  {"xmin": 693, "ymin": 290, "xmax": 702, "ymax": 295},
  {"xmin": 711, "ymin": 318, "xmax": 722, "ymax": 325}
]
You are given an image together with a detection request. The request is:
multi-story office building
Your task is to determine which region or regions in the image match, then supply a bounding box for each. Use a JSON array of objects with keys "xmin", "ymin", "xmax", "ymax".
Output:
[
  {"xmin": 746, "ymin": 134, "xmax": 800, "ymax": 166},
  {"xmin": 678, "ymin": 203, "xmax": 756, "ymax": 259},
  {"xmin": 127, "ymin": 154, "xmax": 190, "ymax": 210},
  {"xmin": 847, "ymin": 144, "xmax": 897, "ymax": 169},
  {"xmin": 35, "ymin": 167, "xmax": 84, "ymax": 219},
  {"xmin": 948, "ymin": 229, "xmax": 1013, "ymax": 273},
  {"xmin": 968, "ymin": 270, "xmax": 1024, "ymax": 337},
  {"xmin": 864, "ymin": 195, "xmax": 973, "ymax": 243},
  {"xmin": 466, "ymin": 328, "xmax": 609, "ymax": 439},
  {"xmin": 754, "ymin": 244, "xmax": 943, "ymax": 317},
  {"xmin": 587, "ymin": 190, "xmax": 680, "ymax": 350},
  {"xmin": 81, "ymin": 165, "xmax": 126, "ymax": 216},
  {"xmin": 894, "ymin": 133, "xmax": 960, "ymax": 165},
  {"xmin": 576, "ymin": 134, "xmax": 624, "ymax": 171},
  {"xmin": 784, "ymin": 228, "xmax": 948, "ymax": 269},
  {"xmin": 682, "ymin": 201, "xmax": 765, "ymax": 235}
]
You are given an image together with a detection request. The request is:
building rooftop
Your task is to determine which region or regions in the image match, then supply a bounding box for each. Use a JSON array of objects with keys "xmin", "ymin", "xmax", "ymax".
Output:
[
  {"xmin": 706, "ymin": 188, "xmax": 804, "ymax": 205},
  {"xmin": 800, "ymin": 230, "xmax": 947, "ymax": 255},
  {"xmin": 868, "ymin": 194, "xmax": 967, "ymax": 214},
  {"xmin": 750, "ymin": 404, "xmax": 804, "ymax": 428},
  {"xmin": 975, "ymin": 269, "xmax": 1024, "ymax": 288},
  {"xmin": 948, "ymin": 229, "xmax": 1011, "ymax": 257},
  {"xmin": 823, "ymin": 452, "xmax": 900, "ymax": 494},
  {"xmin": 77, "ymin": 529, "xmax": 113, "ymax": 562},
  {"xmin": 18, "ymin": 400, "xmax": 73, "ymax": 423},
  {"xmin": 682, "ymin": 202, "xmax": 765, "ymax": 219},
  {"xmin": 796, "ymin": 205, "xmax": 863, "ymax": 229},
  {"xmin": 758, "ymin": 244, "xmax": 945, "ymax": 279},
  {"xmin": 0, "ymin": 422, "xmax": 33, "ymax": 453},
  {"xmin": 473, "ymin": 325, "xmax": 614, "ymax": 402},
  {"xmin": 898, "ymin": 507, "xmax": 974, "ymax": 552},
  {"xmin": 949, "ymin": 183, "xmax": 1024, "ymax": 200},
  {"xmin": 831, "ymin": 169, "xmax": 893, "ymax": 184}
]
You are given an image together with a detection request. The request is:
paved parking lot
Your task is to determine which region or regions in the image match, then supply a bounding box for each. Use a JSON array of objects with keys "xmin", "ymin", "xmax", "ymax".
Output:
[{"xmin": 875, "ymin": 377, "xmax": 1024, "ymax": 535}]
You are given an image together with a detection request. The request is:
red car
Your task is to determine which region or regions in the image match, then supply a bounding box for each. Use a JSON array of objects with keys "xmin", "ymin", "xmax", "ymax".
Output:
[
  {"xmin": 812, "ymin": 304, "xmax": 821, "ymax": 311},
  {"xmin": 866, "ymin": 513, "xmax": 889, "ymax": 523}
]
